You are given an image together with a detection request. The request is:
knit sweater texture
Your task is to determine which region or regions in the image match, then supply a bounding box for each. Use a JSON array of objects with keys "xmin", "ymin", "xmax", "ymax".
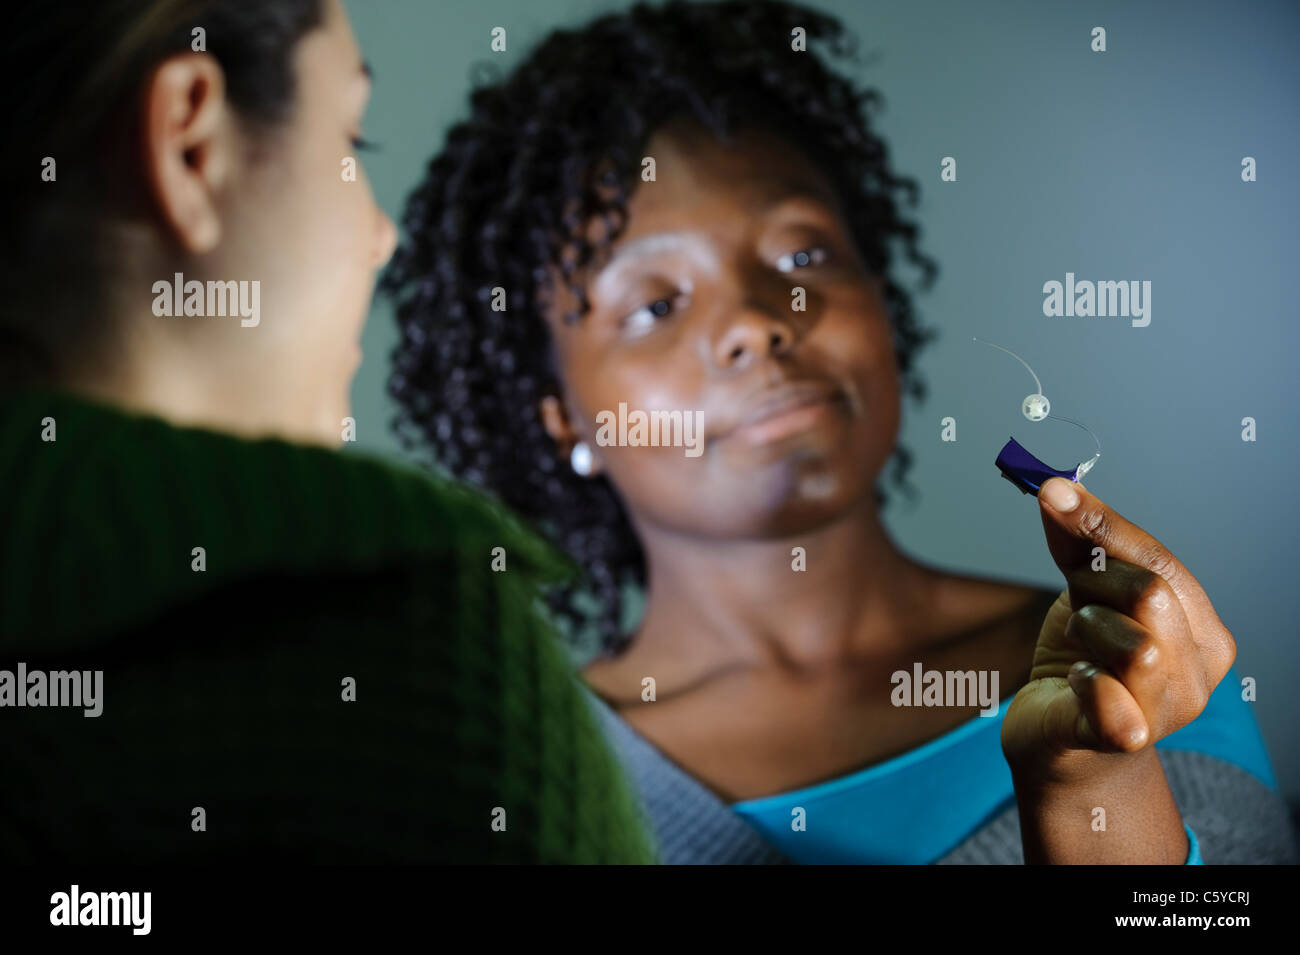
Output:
[{"xmin": 0, "ymin": 388, "xmax": 656, "ymax": 864}]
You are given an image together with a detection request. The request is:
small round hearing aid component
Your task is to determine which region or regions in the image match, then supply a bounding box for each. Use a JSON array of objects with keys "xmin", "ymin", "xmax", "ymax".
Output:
[
  {"xmin": 972, "ymin": 338, "xmax": 1051, "ymax": 421},
  {"xmin": 1022, "ymin": 394, "xmax": 1050, "ymax": 421},
  {"xmin": 972, "ymin": 337, "xmax": 1102, "ymax": 494}
]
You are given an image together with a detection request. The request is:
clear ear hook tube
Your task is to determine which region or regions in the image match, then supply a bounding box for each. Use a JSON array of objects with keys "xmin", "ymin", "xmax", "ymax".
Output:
[{"xmin": 972, "ymin": 337, "xmax": 1101, "ymax": 495}]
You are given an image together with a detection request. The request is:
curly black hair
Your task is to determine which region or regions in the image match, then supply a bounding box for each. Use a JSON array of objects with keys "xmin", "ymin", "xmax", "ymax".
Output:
[{"xmin": 382, "ymin": 0, "xmax": 940, "ymax": 660}]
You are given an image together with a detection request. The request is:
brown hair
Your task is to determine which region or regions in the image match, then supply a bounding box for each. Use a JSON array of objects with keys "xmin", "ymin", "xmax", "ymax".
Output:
[{"xmin": 1, "ymin": 0, "xmax": 325, "ymax": 384}]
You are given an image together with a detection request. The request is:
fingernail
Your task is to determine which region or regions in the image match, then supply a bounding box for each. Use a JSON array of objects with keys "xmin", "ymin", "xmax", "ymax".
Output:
[
  {"xmin": 1067, "ymin": 661, "xmax": 1095, "ymax": 694},
  {"xmin": 1041, "ymin": 477, "xmax": 1080, "ymax": 513}
]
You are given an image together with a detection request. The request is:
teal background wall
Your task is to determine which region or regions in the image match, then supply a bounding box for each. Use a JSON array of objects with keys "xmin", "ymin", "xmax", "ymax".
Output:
[{"xmin": 343, "ymin": 0, "xmax": 1300, "ymax": 802}]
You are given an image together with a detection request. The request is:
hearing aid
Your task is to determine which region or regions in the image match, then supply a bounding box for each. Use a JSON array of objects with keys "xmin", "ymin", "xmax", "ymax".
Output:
[{"xmin": 972, "ymin": 337, "xmax": 1101, "ymax": 496}]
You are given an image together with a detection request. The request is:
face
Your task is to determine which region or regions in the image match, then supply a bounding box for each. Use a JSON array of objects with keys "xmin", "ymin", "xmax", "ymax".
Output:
[
  {"xmin": 210, "ymin": 0, "xmax": 396, "ymax": 443},
  {"xmin": 541, "ymin": 117, "xmax": 902, "ymax": 540}
]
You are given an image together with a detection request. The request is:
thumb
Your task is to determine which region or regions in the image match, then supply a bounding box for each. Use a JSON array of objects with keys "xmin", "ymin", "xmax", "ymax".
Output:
[
  {"xmin": 1037, "ymin": 477, "xmax": 1095, "ymax": 575},
  {"xmin": 1038, "ymin": 676, "xmax": 1107, "ymax": 752}
]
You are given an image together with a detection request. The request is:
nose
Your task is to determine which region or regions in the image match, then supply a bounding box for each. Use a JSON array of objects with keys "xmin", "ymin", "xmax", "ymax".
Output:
[
  {"xmin": 373, "ymin": 207, "xmax": 398, "ymax": 269},
  {"xmin": 711, "ymin": 303, "xmax": 796, "ymax": 370}
]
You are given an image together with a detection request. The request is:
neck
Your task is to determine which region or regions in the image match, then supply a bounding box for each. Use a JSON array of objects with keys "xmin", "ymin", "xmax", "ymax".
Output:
[
  {"xmin": 631, "ymin": 490, "xmax": 937, "ymax": 675},
  {"xmin": 42, "ymin": 229, "xmax": 332, "ymax": 448},
  {"xmin": 52, "ymin": 327, "xmax": 331, "ymax": 448}
]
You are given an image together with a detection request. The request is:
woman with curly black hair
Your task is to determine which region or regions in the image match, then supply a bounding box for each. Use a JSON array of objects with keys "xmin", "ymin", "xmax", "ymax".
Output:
[{"xmin": 384, "ymin": 0, "xmax": 1294, "ymax": 864}]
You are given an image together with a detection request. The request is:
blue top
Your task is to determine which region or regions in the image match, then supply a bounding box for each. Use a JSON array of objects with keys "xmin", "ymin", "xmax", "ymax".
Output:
[{"xmin": 731, "ymin": 667, "xmax": 1271, "ymax": 864}]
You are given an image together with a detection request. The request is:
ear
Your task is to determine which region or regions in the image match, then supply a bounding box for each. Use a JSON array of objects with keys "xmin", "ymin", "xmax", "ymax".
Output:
[
  {"xmin": 540, "ymin": 394, "xmax": 602, "ymax": 477},
  {"xmin": 140, "ymin": 53, "xmax": 234, "ymax": 255}
]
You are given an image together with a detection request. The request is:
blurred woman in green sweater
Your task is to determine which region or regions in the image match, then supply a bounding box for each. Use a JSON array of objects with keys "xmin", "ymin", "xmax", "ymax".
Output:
[{"xmin": 0, "ymin": 0, "xmax": 654, "ymax": 864}]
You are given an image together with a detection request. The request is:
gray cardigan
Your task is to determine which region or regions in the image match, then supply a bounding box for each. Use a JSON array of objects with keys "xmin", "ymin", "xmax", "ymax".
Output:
[{"xmin": 581, "ymin": 686, "xmax": 1298, "ymax": 864}]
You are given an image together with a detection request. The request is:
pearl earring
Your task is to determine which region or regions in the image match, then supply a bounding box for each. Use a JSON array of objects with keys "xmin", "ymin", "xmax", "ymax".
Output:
[{"xmin": 570, "ymin": 441, "xmax": 594, "ymax": 476}]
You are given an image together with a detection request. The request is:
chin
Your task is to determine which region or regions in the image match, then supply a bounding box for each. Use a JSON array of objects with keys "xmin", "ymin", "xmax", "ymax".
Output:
[
  {"xmin": 758, "ymin": 483, "xmax": 863, "ymax": 536},
  {"xmin": 694, "ymin": 457, "xmax": 874, "ymax": 538}
]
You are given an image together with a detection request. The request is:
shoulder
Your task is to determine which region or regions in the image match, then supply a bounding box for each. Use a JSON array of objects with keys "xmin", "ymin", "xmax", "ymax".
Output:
[{"xmin": 1, "ymin": 387, "xmax": 574, "ymax": 651}]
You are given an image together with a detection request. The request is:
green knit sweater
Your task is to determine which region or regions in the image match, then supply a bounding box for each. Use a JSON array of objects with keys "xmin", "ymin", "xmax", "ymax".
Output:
[{"xmin": 0, "ymin": 388, "xmax": 655, "ymax": 863}]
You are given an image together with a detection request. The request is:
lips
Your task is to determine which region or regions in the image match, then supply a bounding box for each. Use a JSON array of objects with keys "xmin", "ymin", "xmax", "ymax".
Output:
[{"xmin": 720, "ymin": 379, "xmax": 846, "ymax": 444}]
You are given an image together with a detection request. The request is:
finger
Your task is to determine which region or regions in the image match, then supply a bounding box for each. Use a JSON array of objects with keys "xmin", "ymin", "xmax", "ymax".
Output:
[
  {"xmin": 1064, "ymin": 605, "xmax": 1197, "ymax": 740},
  {"xmin": 1064, "ymin": 559, "xmax": 1189, "ymax": 639},
  {"xmin": 1037, "ymin": 478, "xmax": 1196, "ymax": 604},
  {"xmin": 1066, "ymin": 661, "xmax": 1150, "ymax": 753},
  {"xmin": 1036, "ymin": 478, "xmax": 1234, "ymax": 672},
  {"xmin": 1041, "ymin": 481, "xmax": 1236, "ymax": 681},
  {"xmin": 1044, "ymin": 484, "xmax": 1236, "ymax": 686}
]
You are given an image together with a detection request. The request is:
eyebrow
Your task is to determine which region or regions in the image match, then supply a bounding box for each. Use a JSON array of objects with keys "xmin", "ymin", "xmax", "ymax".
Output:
[
  {"xmin": 592, "ymin": 232, "xmax": 716, "ymax": 293},
  {"xmin": 763, "ymin": 190, "xmax": 842, "ymax": 220},
  {"xmin": 595, "ymin": 192, "xmax": 838, "ymax": 273},
  {"xmin": 606, "ymin": 232, "xmax": 705, "ymax": 263}
]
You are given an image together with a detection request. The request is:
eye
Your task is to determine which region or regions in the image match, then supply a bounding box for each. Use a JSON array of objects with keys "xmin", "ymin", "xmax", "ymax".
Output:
[
  {"xmin": 621, "ymin": 295, "xmax": 682, "ymax": 339},
  {"xmin": 775, "ymin": 247, "xmax": 828, "ymax": 273},
  {"xmin": 350, "ymin": 135, "xmax": 381, "ymax": 152}
]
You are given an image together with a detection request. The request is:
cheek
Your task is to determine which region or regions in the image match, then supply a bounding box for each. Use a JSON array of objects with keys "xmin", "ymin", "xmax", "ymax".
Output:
[
  {"xmin": 305, "ymin": 163, "xmax": 375, "ymax": 289},
  {"xmin": 818, "ymin": 294, "xmax": 895, "ymax": 362},
  {"xmin": 265, "ymin": 142, "xmax": 378, "ymax": 354},
  {"xmin": 817, "ymin": 300, "xmax": 900, "ymax": 410},
  {"xmin": 558, "ymin": 342, "xmax": 709, "ymax": 502},
  {"xmin": 566, "ymin": 340, "xmax": 703, "ymax": 428}
]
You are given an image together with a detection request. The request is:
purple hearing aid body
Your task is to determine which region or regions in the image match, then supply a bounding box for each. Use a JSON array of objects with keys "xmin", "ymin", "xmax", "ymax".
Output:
[{"xmin": 995, "ymin": 437, "xmax": 1084, "ymax": 495}]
